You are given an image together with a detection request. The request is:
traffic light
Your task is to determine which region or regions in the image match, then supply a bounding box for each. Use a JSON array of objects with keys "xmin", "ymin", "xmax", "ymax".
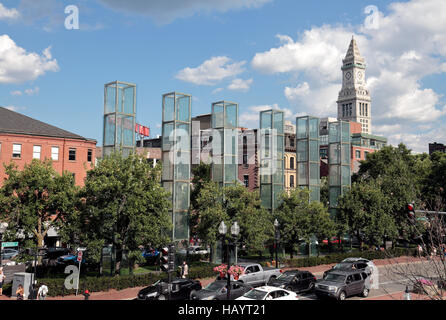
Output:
[
  {"xmin": 407, "ymin": 203, "xmax": 416, "ymax": 220},
  {"xmin": 160, "ymin": 247, "xmax": 169, "ymax": 272},
  {"xmin": 168, "ymin": 244, "xmax": 175, "ymax": 272}
]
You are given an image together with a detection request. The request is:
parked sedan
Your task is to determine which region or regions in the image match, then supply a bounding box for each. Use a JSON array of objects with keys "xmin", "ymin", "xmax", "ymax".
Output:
[
  {"xmin": 236, "ymin": 286, "xmax": 300, "ymax": 300},
  {"xmin": 191, "ymin": 280, "xmax": 252, "ymax": 300},
  {"xmin": 269, "ymin": 270, "xmax": 317, "ymax": 293},
  {"xmin": 1, "ymin": 248, "xmax": 19, "ymax": 260},
  {"xmin": 137, "ymin": 278, "xmax": 202, "ymax": 300}
]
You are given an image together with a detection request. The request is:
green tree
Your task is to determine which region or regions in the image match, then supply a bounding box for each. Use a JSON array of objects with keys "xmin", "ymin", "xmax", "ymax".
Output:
[
  {"xmin": 194, "ymin": 182, "xmax": 273, "ymax": 253},
  {"xmin": 0, "ymin": 160, "xmax": 78, "ymax": 255},
  {"xmin": 275, "ymin": 189, "xmax": 335, "ymax": 258},
  {"xmin": 190, "ymin": 162, "xmax": 212, "ymax": 237},
  {"xmin": 64, "ymin": 152, "xmax": 172, "ymax": 274}
]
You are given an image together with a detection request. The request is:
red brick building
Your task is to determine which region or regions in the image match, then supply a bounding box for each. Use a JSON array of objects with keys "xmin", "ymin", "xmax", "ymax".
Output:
[{"xmin": 0, "ymin": 107, "xmax": 97, "ymax": 186}]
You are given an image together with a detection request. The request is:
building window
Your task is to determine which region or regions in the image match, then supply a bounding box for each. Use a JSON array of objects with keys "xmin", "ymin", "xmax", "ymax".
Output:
[
  {"xmin": 349, "ymin": 103, "xmax": 352, "ymax": 116},
  {"xmin": 244, "ymin": 175, "xmax": 249, "ymax": 188},
  {"xmin": 12, "ymin": 144, "xmax": 21, "ymax": 158},
  {"xmin": 51, "ymin": 147, "xmax": 59, "ymax": 161},
  {"xmin": 290, "ymin": 175, "xmax": 295, "ymax": 188},
  {"xmin": 356, "ymin": 150, "xmax": 361, "ymax": 159},
  {"xmin": 33, "ymin": 145, "xmax": 41, "ymax": 159},
  {"xmin": 290, "ymin": 157, "xmax": 295, "ymax": 170},
  {"xmin": 69, "ymin": 148, "xmax": 76, "ymax": 161},
  {"xmin": 290, "ymin": 137, "xmax": 295, "ymax": 147},
  {"xmin": 87, "ymin": 149, "xmax": 93, "ymax": 162}
]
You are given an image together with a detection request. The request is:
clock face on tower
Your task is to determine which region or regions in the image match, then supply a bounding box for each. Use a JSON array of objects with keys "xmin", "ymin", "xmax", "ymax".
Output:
[
  {"xmin": 357, "ymin": 71, "xmax": 363, "ymax": 80},
  {"xmin": 345, "ymin": 71, "xmax": 352, "ymax": 80}
]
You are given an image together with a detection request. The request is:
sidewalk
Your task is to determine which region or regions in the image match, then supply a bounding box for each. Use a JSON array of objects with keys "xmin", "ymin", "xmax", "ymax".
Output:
[{"xmin": 0, "ymin": 255, "xmax": 429, "ymax": 300}]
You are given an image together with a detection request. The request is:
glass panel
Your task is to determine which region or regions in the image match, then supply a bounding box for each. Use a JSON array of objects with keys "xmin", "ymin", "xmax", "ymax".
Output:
[
  {"xmin": 212, "ymin": 162, "xmax": 223, "ymax": 182},
  {"xmin": 329, "ymin": 144, "xmax": 340, "ymax": 164},
  {"xmin": 261, "ymin": 184, "xmax": 272, "ymax": 209},
  {"xmin": 163, "ymin": 182, "xmax": 173, "ymax": 201},
  {"xmin": 309, "ymin": 140, "xmax": 319, "ymax": 162},
  {"xmin": 224, "ymin": 162, "xmax": 237, "ymax": 183},
  {"xmin": 104, "ymin": 114, "xmax": 116, "ymax": 146},
  {"xmin": 329, "ymin": 122, "xmax": 339, "ymax": 143},
  {"xmin": 176, "ymin": 123, "xmax": 190, "ymax": 152},
  {"xmin": 105, "ymin": 85, "xmax": 116, "ymax": 113},
  {"xmin": 341, "ymin": 122, "xmax": 350, "ymax": 143},
  {"xmin": 123, "ymin": 86, "xmax": 134, "ymax": 114},
  {"xmin": 298, "ymin": 163, "xmax": 308, "ymax": 185},
  {"xmin": 329, "ymin": 165, "xmax": 340, "ymax": 186},
  {"xmin": 176, "ymin": 163, "xmax": 190, "ymax": 181},
  {"xmin": 341, "ymin": 144, "xmax": 350, "ymax": 164},
  {"xmin": 162, "ymin": 152, "xmax": 173, "ymax": 181},
  {"xmin": 297, "ymin": 140, "xmax": 308, "ymax": 162},
  {"xmin": 212, "ymin": 103, "xmax": 224, "ymax": 128},
  {"xmin": 163, "ymin": 95, "xmax": 175, "ymax": 122},
  {"xmin": 175, "ymin": 182, "xmax": 189, "ymax": 211},
  {"xmin": 176, "ymin": 95, "xmax": 190, "ymax": 122},
  {"xmin": 261, "ymin": 111, "xmax": 272, "ymax": 129},
  {"xmin": 173, "ymin": 211, "xmax": 189, "ymax": 241},
  {"xmin": 297, "ymin": 117, "xmax": 308, "ymax": 139},
  {"xmin": 273, "ymin": 160, "xmax": 283, "ymax": 184},
  {"xmin": 117, "ymin": 115, "xmax": 134, "ymax": 147},
  {"xmin": 310, "ymin": 186, "xmax": 320, "ymax": 202},
  {"xmin": 310, "ymin": 163, "xmax": 320, "ymax": 186},
  {"xmin": 309, "ymin": 118, "xmax": 319, "ymax": 139},
  {"xmin": 341, "ymin": 165, "xmax": 351, "ymax": 186},
  {"xmin": 117, "ymin": 86, "xmax": 123, "ymax": 113},
  {"xmin": 225, "ymin": 103, "xmax": 237, "ymax": 128},
  {"xmin": 224, "ymin": 129, "xmax": 237, "ymax": 155},
  {"xmin": 163, "ymin": 123, "xmax": 174, "ymax": 151},
  {"xmin": 276, "ymin": 135, "xmax": 284, "ymax": 156},
  {"xmin": 273, "ymin": 112, "xmax": 283, "ymax": 134},
  {"xmin": 329, "ymin": 187, "xmax": 341, "ymax": 208},
  {"xmin": 273, "ymin": 184, "xmax": 283, "ymax": 208}
]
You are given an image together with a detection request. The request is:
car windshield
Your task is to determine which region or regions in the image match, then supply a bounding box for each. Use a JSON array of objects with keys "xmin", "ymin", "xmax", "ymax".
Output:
[
  {"xmin": 324, "ymin": 274, "xmax": 346, "ymax": 283},
  {"xmin": 277, "ymin": 273, "xmax": 297, "ymax": 281},
  {"xmin": 205, "ymin": 282, "xmax": 225, "ymax": 292},
  {"xmin": 243, "ymin": 289, "xmax": 268, "ymax": 300},
  {"xmin": 333, "ymin": 263, "xmax": 352, "ymax": 270}
]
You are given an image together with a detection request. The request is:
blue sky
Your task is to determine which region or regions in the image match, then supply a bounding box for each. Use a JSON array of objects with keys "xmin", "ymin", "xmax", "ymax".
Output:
[{"xmin": 1, "ymin": 0, "xmax": 445, "ymax": 152}]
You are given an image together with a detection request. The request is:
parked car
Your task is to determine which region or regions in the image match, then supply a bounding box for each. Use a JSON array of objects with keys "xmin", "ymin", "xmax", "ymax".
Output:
[
  {"xmin": 315, "ymin": 270, "xmax": 370, "ymax": 300},
  {"xmin": 187, "ymin": 246, "xmax": 208, "ymax": 255},
  {"xmin": 236, "ymin": 286, "xmax": 300, "ymax": 300},
  {"xmin": 269, "ymin": 270, "xmax": 317, "ymax": 293},
  {"xmin": 137, "ymin": 278, "xmax": 202, "ymax": 300},
  {"xmin": 323, "ymin": 258, "xmax": 375, "ymax": 279},
  {"xmin": 219, "ymin": 263, "xmax": 282, "ymax": 287},
  {"xmin": 56, "ymin": 254, "xmax": 86, "ymax": 265},
  {"xmin": 41, "ymin": 248, "xmax": 71, "ymax": 266},
  {"xmin": 1, "ymin": 248, "xmax": 19, "ymax": 260},
  {"xmin": 191, "ymin": 280, "xmax": 252, "ymax": 300}
]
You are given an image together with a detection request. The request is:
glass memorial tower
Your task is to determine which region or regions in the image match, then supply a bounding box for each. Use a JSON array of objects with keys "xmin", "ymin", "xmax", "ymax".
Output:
[
  {"xmin": 161, "ymin": 92, "xmax": 192, "ymax": 241},
  {"xmin": 260, "ymin": 109, "xmax": 284, "ymax": 212},
  {"xmin": 296, "ymin": 116, "xmax": 321, "ymax": 202},
  {"xmin": 103, "ymin": 81, "xmax": 136, "ymax": 157},
  {"xmin": 211, "ymin": 101, "xmax": 239, "ymax": 187},
  {"xmin": 328, "ymin": 121, "xmax": 351, "ymax": 217}
]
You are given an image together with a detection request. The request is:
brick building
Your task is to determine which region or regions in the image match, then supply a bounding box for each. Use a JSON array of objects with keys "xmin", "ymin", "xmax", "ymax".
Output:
[
  {"xmin": 0, "ymin": 107, "xmax": 97, "ymax": 186},
  {"xmin": 429, "ymin": 142, "xmax": 446, "ymax": 155}
]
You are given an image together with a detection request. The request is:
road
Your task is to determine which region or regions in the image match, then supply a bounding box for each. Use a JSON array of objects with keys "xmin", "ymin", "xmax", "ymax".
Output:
[{"xmin": 299, "ymin": 260, "xmax": 441, "ymax": 300}]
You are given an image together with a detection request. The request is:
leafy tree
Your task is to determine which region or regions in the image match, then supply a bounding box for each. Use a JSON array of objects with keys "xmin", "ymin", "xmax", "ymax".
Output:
[
  {"xmin": 63, "ymin": 152, "xmax": 172, "ymax": 274},
  {"xmin": 190, "ymin": 162, "xmax": 212, "ymax": 237},
  {"xmin": 0, "ymin": 160, "xmax": 78, "ymax": 257},
  {"xmin": 422, "ymin": 152, "xmax": 446, "ymax": 211},
  {"xmin": 194, "ymin": 182, "xmax": 273, "ymax": 253},
  {"xmin": 275, "ymin": 188, "xmax": 336, "ymax": 258}
]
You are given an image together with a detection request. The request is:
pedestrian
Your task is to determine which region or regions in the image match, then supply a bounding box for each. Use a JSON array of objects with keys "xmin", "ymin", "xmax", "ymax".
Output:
[
  {"xmin": 16, "ymin": 284, "xmax": 24, "ymax": 300},
  {"xmin": 37, "ymin": 283, "xmax": 48, "ymax": 300},
  {"xmin": 417, "ymin": 244, "xmax": 423, "ymax": 256},
  {"xmin": 0, "ymin": 267, "xmax": 5, "ymax": 296},
  {"xmin": 181, "ymin": 261, "xmax": 189, "ymax": 279}
]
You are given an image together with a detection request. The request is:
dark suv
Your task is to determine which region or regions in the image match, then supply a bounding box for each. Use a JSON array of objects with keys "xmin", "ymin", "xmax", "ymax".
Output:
[
  {"xmin": 315, "ymin": 270, "xmax": 370, "ymax": 300},
  {"xmin": 323, "ymin": 259, "xmax": 371, "ymax": 279}
]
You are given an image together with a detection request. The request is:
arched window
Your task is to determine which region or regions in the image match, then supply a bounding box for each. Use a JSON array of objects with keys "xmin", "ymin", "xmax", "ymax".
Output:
[{"xmin": 290, "ymin": 157, "xmax": 295, "ymax": 170}]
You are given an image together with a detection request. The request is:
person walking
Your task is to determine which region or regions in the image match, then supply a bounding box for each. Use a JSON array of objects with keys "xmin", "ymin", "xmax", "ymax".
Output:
[
  {"xmin": 16, "ymin": 284, "xmax": 24, "ymax": 300},
  {"xmin": 0, "ymin": 267, "xmax": 5, "ymax": 296},
  {"xmin": 180, "ymin": 261, "xmax": 189, "ymax": 279},
  {"xmin": 37, "ymin": 283, "xmax": 48, "ymax": 300}
]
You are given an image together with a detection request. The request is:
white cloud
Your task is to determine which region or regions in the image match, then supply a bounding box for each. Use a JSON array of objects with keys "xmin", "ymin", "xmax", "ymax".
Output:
[
  {"xmin": 99, "ymin": 0, "xmax": 272, "ymax": 25},
  {"xmin": 212, "ymin": 87, "xmax": 223, "ymax": 94},
  {"xmin": 176, "ymin": 56, "xmax": 245, "ymax": 86},
  {"xmin": 10, "ymin": 90, "xmax": 22, "ymax": 96},
  {"xmin": 24, "ymin": 86, "xmax": 40, "ymax": 95},
  {"xmin": 228, "ymin": 78, "xmax": 253, "ymax": 92},
  {"xmin": 250, "ymin": 0, "xmax": 446, "ymax": 153},
  {"xmin": 0, "ymin": 3, "xmax": 20, "ymax": 20},
  {"xmin": 0, "ymin": 35, "xmax": 59, "ymax": 84}
]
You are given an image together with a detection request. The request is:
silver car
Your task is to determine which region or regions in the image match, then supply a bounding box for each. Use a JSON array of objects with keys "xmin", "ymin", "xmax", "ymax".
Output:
[{"xmin": 1, "ymin": 248, "xmax": 19, "ymax": 260}]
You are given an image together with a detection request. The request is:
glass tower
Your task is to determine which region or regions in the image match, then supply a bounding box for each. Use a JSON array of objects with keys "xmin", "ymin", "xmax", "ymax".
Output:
[
  {"xmin": 162, "ymin": 92, "xmax": 192, "ymax": 241},
  {"xmin": 296, "ymin": 116, "xmax": 321, "ymax": 202},
  {"xmin": 260, "ymin": 109, "xmax": 284, "ymax": 211},
  {"xmin": 103, "ymin": 81, "xmax": 136, "ymax": 157},
  {"xmin": 211, "ymin": 101, "xmax": 239, "ymax": 187},
  {"xmin": 328, "ymin": 121, "xmax": 351, "ymax": 217}
]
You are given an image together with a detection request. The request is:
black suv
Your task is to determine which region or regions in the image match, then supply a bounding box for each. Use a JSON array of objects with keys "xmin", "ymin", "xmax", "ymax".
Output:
[
  {"xmin": 137, "ymin": 278, "xmax": 202, "ymax": 300},
  {"xmin": 323, "ymin": 259, "xmax": 371, "ymax": 279},
  {"xmin": 269, "ymin": 270, "xmax": 317, "ymax": 293},
  {"xmin": 315, "ymin": 270, "xmax": 370, "ymax": 300}
]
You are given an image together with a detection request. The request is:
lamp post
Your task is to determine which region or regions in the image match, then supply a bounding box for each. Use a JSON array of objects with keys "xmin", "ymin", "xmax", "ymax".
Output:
[
  {"xmin": 274, "ymin": 219, "xmax": 280, "ymax": 269},
  {"xmin": 219, "ymin": 221, "xmax": 240, "ymax": 301}
]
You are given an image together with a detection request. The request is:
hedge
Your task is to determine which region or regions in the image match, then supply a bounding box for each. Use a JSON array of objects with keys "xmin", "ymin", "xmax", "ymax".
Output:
[{"xmin": 279, "ymin": 248, "xmax": 418, "ymax": 268}]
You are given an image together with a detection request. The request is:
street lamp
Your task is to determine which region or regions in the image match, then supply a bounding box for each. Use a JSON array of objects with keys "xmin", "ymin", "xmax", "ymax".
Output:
[
  {"xmin": 274, "ymin": 219, "xmax": 280, "ymax": 269},
  {"xmin": 219, "ymin": 220, "xmax": 240, "ymax": 301}
]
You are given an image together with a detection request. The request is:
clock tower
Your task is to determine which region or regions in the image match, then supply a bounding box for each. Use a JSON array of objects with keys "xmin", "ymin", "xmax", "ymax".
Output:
[{"xmin": 337, "ymin": 36, "xmax": 372, "ymax": 134}]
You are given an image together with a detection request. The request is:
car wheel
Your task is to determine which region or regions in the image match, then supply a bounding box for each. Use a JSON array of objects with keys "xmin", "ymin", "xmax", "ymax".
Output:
[
  {"xmin": 338, "ymin": 291, "xmax": 346, "ymax": 301},
  {"xmin": 158, "ymin": 294, "xmax": 167, "ymax": 300},
  {"xmin": 189, "ymin": 290, "xmax": 197, "ymax": 300},
  {"xmin": 362, "ymin": 288, "xmax": 369, "ymax": 297}
]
